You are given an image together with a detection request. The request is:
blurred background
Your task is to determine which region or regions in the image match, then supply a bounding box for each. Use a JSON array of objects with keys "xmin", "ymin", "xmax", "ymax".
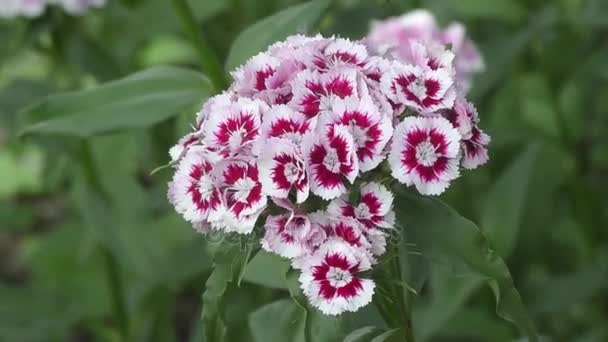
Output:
[{"xmin": 1, "ymin": 0, "xmax": 607, "ymax": 341}]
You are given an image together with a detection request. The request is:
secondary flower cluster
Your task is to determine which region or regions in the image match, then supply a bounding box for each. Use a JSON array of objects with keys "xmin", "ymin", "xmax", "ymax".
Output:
[
  {"xmin": 367, "ymin": 9, "xmax": 485, "ymax": 93},
  {"xmin": 0, "ymin": 0, "xmax": 104, "ymax": 18},
  {"xmin": 168, "ymin": 15, "xmax": 488, "ymax": 315}
]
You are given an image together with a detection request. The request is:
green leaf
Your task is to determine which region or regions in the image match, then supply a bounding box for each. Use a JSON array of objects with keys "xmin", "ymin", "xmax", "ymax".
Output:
[
  {"xmin": 242, "ymin": 250, "xmax": 290, "ymax": 289},
  {"xmin": 201, "ymin": 242, "xmax": 256, "ymax": 342},
  {"xmin": 370, "ymin": 329, "xmax": 401, "ymax": 342},
  {"xmin": 342, "ymin": 326, "xmax": 401, "ymax": 342},
  {"xmin": 225, "ymin": 0, "xmax": 330, "ymax": 71},
  {"xmin": 480, "ymin": 144, "xmax": 540, "ymax": 256},
  {"xmin": 394, "ymin": 192, "xmax": 538, "ymax": 342},
  {"xmin": 19, "ymin": 67, "xmax": 212, "ymax": 138},
  {"xmin": 249, "ymin": 299, "xmax": 307, "ymax": 342},
  {"xmin": 343, "ymin": 326, "xmax": 383, "ymax": 342}
]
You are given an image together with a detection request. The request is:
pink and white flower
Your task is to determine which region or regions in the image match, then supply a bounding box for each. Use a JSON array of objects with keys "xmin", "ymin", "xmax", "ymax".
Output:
[
  {"xmin": 291, "ymin": 68, "xmax": 359, "ymax": 120},
  {"xmin": 195, "ymin": 92, "xmax": 235, "ymax": 129},
  {"xmin": 443, "ymin": 98, "xmax": 490, "ymax": 169},
  {"xmin": 203, "ymin": 98, "xmax": 265, "ymax": 157},
  {"xmin": 367, "ymin": 9, "xmax": 437, "ymax": 57},
  {"xmin": 328, "ymin": 182, "xmax": 395, "ymax": 230},
  {"xmin": 169, "ymin": 132, "xmax": 202, "ymax": 163},
  {"xmin": 303, "ymin": 124, "xmax": 359, "ymax": 200},
  {"xmin": 258, "ymin": 138, "xmax": 309, "ymax": 203},
  {"xmin": 319, "ymin": 96, "xmax": 393, "ymax": 172},
  {"xmin": 461, "ymin": 126, "xmax": 490, "ymax": 170},
  {"xmin": 167, "ymin": 32, "xmax": 491, "ymax": 317},
  {"xmin": 389, "ymin": 116, "xmax": 461, "ymax": 195},
  {"xmin": 262, "ymin": 211, "xmax": 326, "ymax": 259},
  {"xmin": 167, "ymin": 148, "xmax": 224, "ymax": 224},
  {"xmin": 381, "ymin": 62, "xmax": 456, "ymax": 114},
  {"xmin": 440, "ymin": 23, "xmax": 485, "ymax": 92},
  {"xmin": 256, "ymin": 105, "xmax": 311, "ymax": 151},
  {"xmin": 328, "ymin": 182, "xmax": 395, "ymax": 256},
  {"xmin": 214, "ymin": 160, "xmax": 267, "ymax": 233},
  {"xmin": 232, "ymin": 52, "xmax": 280, "ymax": 96},
  {"xmin": 367, "ymin": 9, "xmax": 485, "ymax": 93},
  {"xmin": 299, "ymin": 238, "xmax": 375, "ymax": 315},
  {"xmin": 312, "ymin": 38, "xmax": 369, "ymax": 71},
  {"xmin": 408, "ymin": 41, "xmax": 455, "ymax": 74}
]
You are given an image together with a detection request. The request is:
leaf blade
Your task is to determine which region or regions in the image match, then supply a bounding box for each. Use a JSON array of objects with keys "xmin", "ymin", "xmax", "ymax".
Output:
[
  {"xmin": 19, "ymin": 66, "xmax": 212, "ymax": 138},
  {"xmin": 225, "ymin": 0, "xmax": 330, "ymax": 71},
  {"xmin": 395, "ymin": 192, "xmax": 538, "ymax": 342}
]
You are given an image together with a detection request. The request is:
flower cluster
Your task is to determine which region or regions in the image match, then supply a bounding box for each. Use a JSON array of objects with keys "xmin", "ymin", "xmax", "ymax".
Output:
[
  {"xmin": 367, "ymin": 9, "xmax": 485, "ymax": 93},
  {"xmin": 168, "ymin": 15, "xmax": 489, "ymax": 315},
  {"xmin": 0, "ymin": 0, "xmax": 104, "ymax": 18}
]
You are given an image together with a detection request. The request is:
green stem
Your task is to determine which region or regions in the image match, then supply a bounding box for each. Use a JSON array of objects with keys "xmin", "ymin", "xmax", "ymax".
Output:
[
  {"xmin": 171, "ymin": 0, "xmax": 228, "ymax": 90},
  {"xmin": 374, "ymin": 247, "xmax": 416, "ymax": 341},
  {"xmin": 78, "ymin": 141, "xmax": 130, "ymax": 341},
  {"xmin": 102, "ymin": 248, "xmax": 130, "ymax": 341}
]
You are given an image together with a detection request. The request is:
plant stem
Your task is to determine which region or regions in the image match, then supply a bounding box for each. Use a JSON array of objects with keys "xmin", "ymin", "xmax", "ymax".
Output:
[
  {"xmin": 170, "ymin": 0, "xmax": 228, "ymax": 90},
  {"xmin": 374, "ymin": 244, "xmax": 416, "ymax": 341},
  {"xmin": 102, "ymin": 248, "xmax": 130, "ymax": 341},
  {"xmin": 78, "ymin": 141, "xmax": 130, "ymax": 341}
]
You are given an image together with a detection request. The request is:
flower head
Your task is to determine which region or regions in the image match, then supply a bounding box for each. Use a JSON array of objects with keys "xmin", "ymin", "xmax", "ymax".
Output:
[
  {"xmin": 389, "ymin": 116, "xmax": 461, "ymax": 195},
  {"xmin": 168, "ymin": 148, "xmax": 224, "ymax": 224},
  {"xmin": 303, "ymin": 124, "xmax": 359, "ymax": 200},
  {"xmin": 214, "ymin": 159, "xmax": 267, "ymax": 233},
  {"xmin": 299, "ymin": 238, "xmax": 375, "ymax": 315},
  {"xmin": 258, "ymin": 138, "xmax": 309, "ymax": 203},
  {"xmin": 381, "ymin": 62, "xmax": 456, "ymax": 114},
  {"xmin": 167, "ymin": 29, "xmax": 490, "ymax": 317}
]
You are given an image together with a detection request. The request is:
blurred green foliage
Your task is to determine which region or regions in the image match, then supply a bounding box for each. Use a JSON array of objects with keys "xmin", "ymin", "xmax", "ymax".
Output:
[{"xmin": 1, "ymin": 0, "xmax": 607, "ymax": 341}]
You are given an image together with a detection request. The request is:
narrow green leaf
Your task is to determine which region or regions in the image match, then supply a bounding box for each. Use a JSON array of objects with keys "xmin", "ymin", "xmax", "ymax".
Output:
[
  {"xmin": 201, "ymin": 249, "xmax": 235, "ymax": 342},
  {"xmin": 370, "ymin": 329, "xmax": 401, "ymax": 342},
  {"xmin": 201, "ymin": 241, "xmax": 257, "ymax": 342},
  {"xmin": 19, "ymin": 67, "xmax": 212, "ymax": 138},
  {"xmin": 480, "ymin": 144, "xmax": 540, "ymax": 256},
  {"xmin": 343, "ymin": 326, "xmax": 383, "ymax": 342},
  {"xmin": 395, "ymin": 192, "xmax": 538, "ymax": 342},
  {"xmin": 225, "ymin": 0, "xmax": 330, "ymax": 71}
]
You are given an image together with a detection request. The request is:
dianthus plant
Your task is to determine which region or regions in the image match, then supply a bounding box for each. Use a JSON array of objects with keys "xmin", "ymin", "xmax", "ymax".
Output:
[{"xmin": 168, "ymin": 10, "xmax": 488, "ymax": 319}]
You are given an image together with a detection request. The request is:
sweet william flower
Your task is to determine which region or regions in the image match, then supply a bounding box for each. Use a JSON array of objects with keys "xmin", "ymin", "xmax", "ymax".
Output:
[
  {"xmin": 299, "ymin": 238, "xmax": 375, "ymax": 315},
  {"xmin": 167, "ymin": 29, "xmax": 490, "ymax": 316},
  {"xmin": 255, "ymin": 104, "xmax": 311, "ymax": 153},
  {"xmin": 367, "ymin": 9, "xmax": 484, "ymax": 93},
  {"xmin": 319, "ymin": 95, "xmax": 393, "ymax": 172},
  {"xmin": 202, "ymin": 98, "xmax": 266, "ymax": 158},
  {"xmin": 213, "ymin": 159, "xmax": 267, "ymax": 233},
  {"xmin": 167, "ymin": 148, "xmax": 224, "ymax": 224},
  {"xmin": 262, "ymin": 210, "xmax": 326, "ymax": 259},
  {"xmin": 258, "ymin": 137, "xmax": 309, "ymax": 203},
  {"xmin": 303, "ymin": 124, "xmax": 359, "ymax": 200},
  {"xmin": 328, "ymin": 182, "xmax": 395, "ymax": 256},
  {"xmin": 381, "ymin": 61, "xmax": 456, "ymax": 114},
  {"xmin": 443, "ymin": 97, "xmax": 490, "ymax": 169},
  {"xmin": 0, "ymin": 0, "xmax": 105, "ymax": 17},
  {"xmin": 291, "ymin": 68, "xmax": 359, "ymax": 120},
  {"xmin": 389, "ymin": 116, "xmax": 461, "ymax": 195}
]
